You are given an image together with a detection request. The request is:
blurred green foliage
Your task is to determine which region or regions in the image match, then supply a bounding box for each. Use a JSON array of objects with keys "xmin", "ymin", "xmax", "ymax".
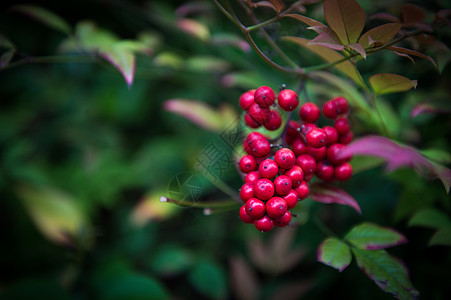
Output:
[{"xmin": 0, "ymin": 0, "xmax": 450, "ymax": 299}]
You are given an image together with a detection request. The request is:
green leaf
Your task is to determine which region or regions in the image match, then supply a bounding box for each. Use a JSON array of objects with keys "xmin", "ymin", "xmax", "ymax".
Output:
[
  {"xmin": 421, "ymin": 148, "xmax": 451, "ymax": 164},
  {"xmin": 429, "ymin": 228, "xmax": 451, "ymax": 246},
  {"xmin": 100, "ymin": 43, "xmax": 136, "ymax": 88},
  {"xmin": 150, "ymin": 246, "xmax": 194, "ymax": 276},
  {"xmin": 359, "ymin": 23, "xmax": 402, "ymax": 49},
  {"xmin": 352, "ymin": 248, "xmax": 420, "ymax": 300},
  {"xmin": 375, "ymin": 99, "xmax": 401, "ymax": 137},
  {"xmin": 408, "ymin": 208, "xmax": 451, "ymax": 229},
  {"xmin": 283, "ymin": 14, "xmax": 325, "ymax": 27},
  {"xmin": 350, "ymin": 156, "xmax": 385, "ymax": 174},
  {"xmin": 317, "ymin": 237, "xmax": 352, "ymax": 272},
  {"xmin": 345, "ymin": 222, "xmax": 407, "ymax": 250},
  {"xmin": 10, "ymin": 4, "xmax": 71, "ymax": 35},
  {"xmin": 1, "ymin": 49, "xmax": 15, "ymax": 68},
  {"xmin": 369, "ymin": 73, "xmax": 417, "ymax": 95},
  {"xmin": 283, "ymin": 36, "xmax": 365, "ymax": 87},
  {"xmin": 323, "ymin": 0, "xmax": 366, "ymax": 44},
  {"xmin": 188, "ymin": 260, "xmax": 227, "ymax": 300}
]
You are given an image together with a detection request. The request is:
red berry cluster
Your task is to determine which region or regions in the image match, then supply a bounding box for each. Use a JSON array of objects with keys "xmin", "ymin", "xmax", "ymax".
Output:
[{"xmin": 238, "ymin": 88, "xmax": 354, "ymax": 232}]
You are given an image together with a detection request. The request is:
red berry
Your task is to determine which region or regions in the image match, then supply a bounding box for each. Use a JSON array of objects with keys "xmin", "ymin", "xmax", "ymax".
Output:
[
  {"xmin": 263, "ymin": 110, "xmax": 282, "ymax": 131},
  {"xmin": 334, "ymin": 96, "xmax": 349, "ymax": 115},
  {"xmin": 334, "ymin": 117, "xmax": 350, "ymax": 135},
  {"xmin": 294, "ymin": 181, "xmax": 309, "ymax": 200},
  {"xmin": 245, "ymin": 171, "xmax": 261, "ymax": 183},
  {"xmin": 239, "ymin": 90, "xmax": 255, "ymax": 110},
  {"xmin": 335, "ymin": 162, "xmax": 353, "ymax": 181},
  {"xmin": 240, "ymin": 183, "xmax": 254, "ymax": 202},
  {"xmin": 299, "ymin": 102, "xmax": 321, "ymax": 123},
  {"xmin": 245, "ymin": 198, "xmax": 266, "ymax": 219},
  {"xmin": 307, "ymin": 145, "xmax": 327, "ymax": 161},
  {"xmin": 275, "ymin": 211, "xmax": 292, "ymax": 227},
  {"xmin": 274, "ymin": 148, "xmax": 296, "ymax": 169},
  {"xmin": 259, "ymin": 159, "xmax": 279, "ymax": 179},
  {"xmin": 277, "ymin": 89, "xmax": 299, "ymax": 111},
  {"xmin": 239, "ymin": 205, "xmax": 253, "ymax": 224},
  {"xmin": 339, "ymin": 130, "xmax": 354, "ymax": 144},
  {"xmin": 266, "ymin": 197, "xmax": 288, "ymax": 219},
  {"xmin": 323, "ymin": 100, "xmax": 338, "ymax": 119},
  {"xmin": 285, "ymin": 121, "xmax": 301, "ymax": 145},
  {"xmin": 254, "ymin": 215, "xmax": 274, "ymax": 232},
  {"xmin": 316, "ymin": 161, "xmax": 334, "ymax": 181},
  {"xmin": 283, "ymin": 189, "xmax": 299, "ymax": 209},
  {"xmin": 324, "ymin": 125, "xmax": 339, "ymax": 145},
  {"xmin": 244, "ymin": 132, "xmax": 263, "ymax": 153},
  {"xmin": 327, "ymin": 144, "xmax": 348, "ymax": 165},
  {"xmin": 292, "ymin": 138, "xmax": 308, "ymax": 156},
  {"xmin": 248, "ymin": 103, "xmax": 270, "ymax": 124},
  {"xmin": 244, "ymin": 113, "xmax": 260, "ymax": 128},
  {"xmin": 300, "ymin": 122, "xmax": 317, "ymax": 136},
  {"xmin": 254, "ymin": 86, "xmax": 276, "ymax": 108},
  {"xmin": 304, "ymin": 173, "xmax": 313, "ymax": 182},
  {"xmin": 248, "ymin": 138, "xmax": 271, "ymax": 157},
  {"xmin": 284, "ymin": 165, "xmax": 304, "ymax": 188},
  {"xmin": 296, "ymin": 154, "xmax": 317, "ymax": 176},
  {"xmin": 306, "ymin": 128, "xmax": 327, "ymax": 148},
  {"xmin": 254, "ymin": 178, "xmax": 275, "ymax": 201},
  {"xmin": 274, "ymin": 175, "xmax": 292, "ymax": 196},
  {"xmin": 239, "ymin": 154, "xmax": 257, "ymax": 173}
]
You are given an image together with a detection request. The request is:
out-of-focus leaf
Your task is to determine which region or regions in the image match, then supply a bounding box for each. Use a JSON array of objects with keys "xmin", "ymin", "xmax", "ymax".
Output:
[
  {"xmin": 130, "ymin": 190, "xmax": 180, "ymax": 226},
  {"xmin": 283, "ymin": 14, "xmax": 325, "ymax": 27},
  {"xmin": 421, "ymin": 148, "xmax": 451, "ymax": 164},
  {"xmin": 221, "ymin": 71, "xmax": 267, "ymax": 89},
  {"xmin": 336, "ymin": 135, "xmax": 451, "ymax": 193},
  {"xmin": 310, "ymin": 182, "xmax": 361, "ymax": 214},
  {"xmin": 387, "ymin": 46, "xmax": 437, "ymax": 68},
  {"xmin": 283, "ymin": 37, "xmax": 365, "ymax": 87},
  {"xmin": 151, "ymin": 246, "xmax": 194, "ymax": 276},
  {"xmin": 317, "ymin": 237, "xmax": 352, "ymax": 272},
  {"xmin": 344, "ymin": 222, "xmax": 407, "ymax": 250},
  {"xmin": 369, "ymin": 73, "xmax": 417, "ymax": 95},
  {"xmin": 10, "ymin": 4, "xmax": 71, "ymax": 35},
  {"xmin": 0, "ymin": 278, "xmax": 71, "ymax": 300},
  {"xmin": 411, "ymin": 103, "xmax": 451, "ymax": 118},
  {"xmin": 429, "ymin": 228, "xmax": 451, "ymax": 246},
  {"xmin": 16, "ymin": 184, "xmax": 88, "ymax": 246},
  {"xmin": 229, "ymin": 255, "xmax": 259, "ymax": 300},
  {"xmin": 323, "ymin": 0, "xmax": 366, "ymax": 44},
  {"xmin": 375, "ymin": 99, "xmax": 401, "ymax": 137},
  {"xmin": 269, "ymin": 280, "xmax": 313, "ymax": 300},
  {"xmin": 359, "ymin": 23, "xmax": 402, "ymax": 49},
  {"xmin": 269, "ymin": 0, "xmax": 285, "ymax": 12},
  {"xmin": 100, "ymin": 43, "xmax": 136, "ymax": 88},
  {"xmin": 350, "ymin": 156, "xmax": 385, "ymax": 174},
  {"xmin": 163, "ymin": 99, "xmax": 237, "ymax": 132},
  {"xmin": 352, "ymin": 248, "xmax": 420, "ymax": 300},
  {"xmin": 188, "ymin": 260, "xmax": 227, "ymax": 300},
  {"xmin": 153, "ymin": 52, "xmax": 184, "ymax": 68},
  {"xmin": 0, "ymin": 34, "xmax": 15, "ymax": 49},
  {"xmin": 408, "ymin": 208, "xmax": 451, "ymax": 229},
  {"xmin": 392, "ymin": 50, "xmax": 416, "ymax": 64},
  {"xmin": 185, "ymin": 56, "xmax": 230, "ymax": 72},
  {"xmin": 1, "ymin": 49, "xmax": 15, "ymax": 68},
  {"xmin": 401, "ymin": 4, "xmax": 426, "ymax": 25},
  {"xmin": 347, "ymin": 43, "xmax": 366, "ymax": 59},
  {"xmin": 176, "ymin": 18, "xmax": 210, "ymax": 41},
  {"xmin": 369, "ymin": 12, "xmax": 401, "ymax": 23},
  {"xmin": 211, "ymin": 33, "xmax": 251, "ymax": 52}
]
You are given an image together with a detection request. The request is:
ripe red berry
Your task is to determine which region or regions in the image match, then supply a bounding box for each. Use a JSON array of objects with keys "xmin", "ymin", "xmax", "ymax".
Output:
[
  {"xmin": 254, "ymin": 215, "xmax": 274, "ymax": 232},
  {"xmin": 263, "ymin": 110, "xmax": 282, "ymax": 131},
  {"xmin": 339, "ymin": 130, "xmax": 354, "ymax": 144},
  {"xmin": 244, "ymin": 132, "xmax": 263, "ymax": 153},
  {"xmin": 245, "ymin": 171, "xmax": 261, "ymax": 183},
  {"xmin": 284, "ymin": 165, "xmax": 304, "ymax": 188},
  {"xmin": 254, "ymin": 86, "xmax": 276, "ymax": 108},
  {"xmin": 323, "ymin": 100, "xmax": 338, "ymax": 119},
  {"xmin": 316, "ymin": 160, "xmax": 335, "ymax": 181},
  {"xmin": 239, "ymin": 154, "xmax": 257, "ymax": 173},
  {"xmin": 239, "ymin": 89, "xmax": 255, "ymax": 110},
  {"xmin": 248, "ymin": 103, "xmax": 270, "ymax": 124},
  {"xmin": 239, "ymin": 205, "xmax": 253, "ymax": 224},
  {"xmin": 248, "ymin": 138, "xmax": 271, "ymax": 157},
  {"xmin": 245, "ymin": 198, "xmax": 266, "ymax": 219},
  {"xmin": 335, "ymin": 162, "xmax": 353, "ymax": 181},
  {"xmin": 277, "ymin": 89, "xmax": 299, "ymax": 111},
  {"xmin": 299, "ymin": 102, "xmax": 321, "ymax": 123},
  {"xmin": 259, "ymin": 159, "xmax": 279, "ymax": 179},
  {"xmin": 334, "ymin": 96, "xmax": 349, "ymax": 115},
  {"xmin": 254, "ymin": 178, "xmax": 275, "ymax": 200},
  {"xmin": 274, "ymin": 148, "xmax": 296, "ymax": 169},
  {"xmin": 327, "ymin": 144, "xmax": 348, "ymax": 165},
  {"xmin": 307, "ymin": 145, "xmax": 327, "ymax": 161},
  {"xmin": 275, "ymin": 211, "xmax": 292, "ymax": 227},
  {"xmin": 240, "ymin": 183, "xmax": 254, "ymax": 202},
  {"xmin": 295, "ymin": 181, "xmax": 309, "ymax": 200},
  {"xmin": 266, "ymin": 197, "xmax": 288, "ymax": 219},
  {"xmin": 274, "ymin": 175, "xmax": 292, "ymax": 196},
  {"xmin": 283, "ymin": 189, "xmax": 299, "ymax": 209},
  {"xmin": 292, "ymin": 138, "xmax": 308, "ymax": 156},
  {"xmin": 306, "ymin": 128, "xmax": 327, "ymax": 148},
  {"xmin": 296, "ymin": 154, "xmax": 317, "ymax": 176},
  {"xmin": 334, "ymin": 117, "xmax": 350, "ymax": 135},
  {"xmin": 323, "ymin": 125, "xmax": 339, "ymax": 145},
  {"xmin": 300, "ymin": 122, "xmax": 317, "ymax": 136},
  {"xmin": 244, "ymin": 113, "xmax": 260, "ymax": 128}
]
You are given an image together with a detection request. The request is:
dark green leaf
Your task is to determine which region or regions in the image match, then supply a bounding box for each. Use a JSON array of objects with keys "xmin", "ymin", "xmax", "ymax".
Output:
[
  {"xmin": 429, "ymin": 228, "xmax": 451, "ymax": 246},
  {"xmin": 188, "ymin": 260, "xmax": 227, "ymax": 300},
  {"xmin": 151, "ymin": 246, "xmax": 194, "ymax": 276},
  {"xmin": 408, "ymin": 208, "xmax": 451, "ymax": 229},
  {"xmin": 317, "ymin": 237, "xmax": 352, "ymax": 272},
  {"xmin": 345, "ymin": 222, "xmax": 407, "ymax": 250}
]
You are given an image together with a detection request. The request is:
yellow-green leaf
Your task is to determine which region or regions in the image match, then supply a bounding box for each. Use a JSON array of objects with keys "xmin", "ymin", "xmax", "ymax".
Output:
[
  {"xmin": 359, "ymin": 23, "xmax": 402, "ymax": 49},
  {"xmin": 369, "ymin": 73, "xmax": 417, "ymax": 95},
  {"xmin": 324, "ymin": 0, "xmax": 366, "ymax": 44}
]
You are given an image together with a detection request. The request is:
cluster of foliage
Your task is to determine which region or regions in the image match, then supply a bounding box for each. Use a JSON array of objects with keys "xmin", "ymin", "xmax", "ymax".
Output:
[{"xmin": 1, "ymin": 0, "xmax": 451, "ymax": 299}]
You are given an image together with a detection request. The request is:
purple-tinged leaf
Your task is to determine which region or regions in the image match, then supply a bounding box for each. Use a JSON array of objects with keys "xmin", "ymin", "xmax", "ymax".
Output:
[
  {"xmin": 369, "ymin": 73, "xmax": 417, "ymax": 95},
  {"xmin": 308, "ymin": 32, "xmax": 345, "ymax": 50},
  {"xmin": 369, "ymin": 12, "xmax": 401, "ymax": 23},
  {"xmin": 10, "ymin": 4, "xmax": 71, "ymax": 35},
  {"xmin": 229, "ymin": 255, "xmax": 259, "ymax": 300},
  {"xmin": 401, "ymin": 4, "xmax": 426, "ymax": 25},
  {"xmin": 411, "ymin": 103, "xmax": 451, "ymax": 118},
  {"xmin": 283, "ymin": 14, "xmax": 325, "ymax": 27},
  {"xmin": 317, "ymin": 237, "xmax": 352, "ymax": 272},
  {"xmin": 0, "ymin": 49, "xmax": 15, "ymax": 68},
  {"xmin": 100, "ymin": 44, "xmax": 136, "ymax": 88},
  {"xmin": 358, "ymin": 23, "xmax": 403, "ymax": 49},
  {"xmin": 352, "ymin": 248, "xmax": 420, "ymax": 300},
  {"xmin": 347, "ymin": 43, "xmax": 366, "ymax": 59},
  {"xmin": 387, "ymin": 46, "xmax": 437, "ymax": 68},
  {"xmin": 392, "ymin": 51, "xmax": 416, "ymax": 64},
  {"xmin": 267, "ymin": 0, "xmax": 286, "ymax": 13},
  {"xmin": 429, "ymin": 228, "xmax": 451, "ymax": 247},
  {"xmin": 211, "ymin": 34, "xmax": 251, "ymax": 52},
  {"xmin": 309, "ymin": 183, "xmax": 361, "ymax": 214},
  {"xmin": 408, "ymin": 208, "xmax": 451, "ymax": 229},
  {"xmin": 344, "ymin": 222, "xmax": 407, "ymax": 250},
  {"xmin": 176, "ymin": 19, "xmax": 210, "ymax": 41},
  {"xmin": 324, "ymin": 0, "xmax": 366, "ymax": 44},
  {"xmin": 336, "ymin": 135, "xmax": 451, "ymax": 193},
  {"xmin": 175, "ymin": 2, "xmax": 213, "ymax": 17}
]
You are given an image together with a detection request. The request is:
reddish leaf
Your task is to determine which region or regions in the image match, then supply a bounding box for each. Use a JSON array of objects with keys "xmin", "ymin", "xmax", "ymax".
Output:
[
  {"xmin": 336, "ymin": 135, "xmax": 451, "ymax": 193},
  {"xmin": 411, "ymin": 103, "xmax": 451, "ymax": 118},
  {"xmin": 308, "ymin": 31, "xmax": 345, "ymax": 50},
  {"xmin": 392, "ymin": 51, "xmax": 416, "ymax": 64},
  {"xmin": 359, "ymin": 23, "xmax": 403, "ymax": 49},
  {"xmin": 401, "ymin": 4, "xmax": 426, "ymax": 25},
  {"xmin": 309, "ymin": 183, "xmax": 361, "ymax": 214},
  {"xmin": 176, "ymin": 19, "xmax": 210, "ymax": 41},
  {"xmin": 369, "ymin": 73, "xmax": 417, "ymax": 95},
  {"xmin": 369, "ymin": 12, "xmax": 401, "ymax": 23},
  {"xmin": 347, "ymin": 43, "xmax": 366, "ymax": 59},
  {"xmin": 387, "ymin": 46, "xmax": 437, "ymax": 68},
  {"xmin": 283, "ymin": 14, "xmax": 325, "ymax": 27},
  {"xmin": 324, "ymin": 0, "xmax": 366, "ymax": 44},
  {"xmin": 229, "ymin": 256, "xmax": 259, "ymax": 300},
  {"xmin": 268, "ymin": 0, "xmax": 286, "ymax": 13}
]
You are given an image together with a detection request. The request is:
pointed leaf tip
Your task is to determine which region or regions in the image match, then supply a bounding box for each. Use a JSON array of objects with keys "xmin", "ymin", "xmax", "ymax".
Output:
[{"xmin": 310, "ymin": 183, "xmax": 361, "ymax": 214}]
